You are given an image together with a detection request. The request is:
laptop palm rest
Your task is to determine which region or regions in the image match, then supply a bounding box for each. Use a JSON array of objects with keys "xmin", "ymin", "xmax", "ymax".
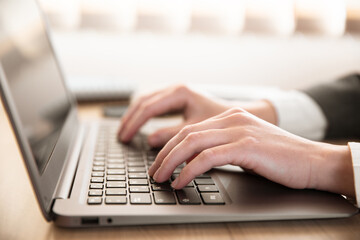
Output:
[{"xmin": 213, "ymin": 167, "xmax": 358, "ymax": 220}]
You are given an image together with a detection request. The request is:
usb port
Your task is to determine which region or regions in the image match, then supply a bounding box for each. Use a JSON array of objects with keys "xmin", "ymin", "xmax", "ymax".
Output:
[{"xmin": 81, "ymin": 217, "xmax": 99, "ymax": 225}]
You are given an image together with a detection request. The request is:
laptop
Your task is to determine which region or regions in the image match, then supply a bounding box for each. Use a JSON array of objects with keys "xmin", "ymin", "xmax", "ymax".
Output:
[{"xmin": 0, "ymin": 0, "xmax": 357, "ymax": 227}]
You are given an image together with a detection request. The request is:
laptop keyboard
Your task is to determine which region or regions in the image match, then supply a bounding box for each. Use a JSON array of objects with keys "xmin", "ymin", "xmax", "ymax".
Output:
[{"xmin": 87, "ymin": 125, "xmax": 225, "ymax": 206}]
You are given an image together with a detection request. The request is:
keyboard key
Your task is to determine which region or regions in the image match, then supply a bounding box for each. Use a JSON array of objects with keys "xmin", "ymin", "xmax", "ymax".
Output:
[
  {"xmin": 151, "ymin": 183, "xmax": 172, "ymax": 191},
  {"xmin": 90, "ymin": 183, "xmax": 103, "ymax": 189},
  {"xmin": 128, "ymin": 173, "xmax": 147, "ymax": 179},
  {"xmin": 146, "ymin": 150, "xmax": 158, "ymax": 157},
  {"xmin": 108, "ymin": 145, "xmax": 123, "ymax": 149},
  {"xmin": 194, "ymin": 178, "xmax": 215, "ymax": 185},
  {"xmin": 106, "ymin": 188, "xmax": 127, "ymax": 196},
  {"xmin": 107, "ymin": 169, "xmax": 126, "ymax": 175},
  {"xmin": 198, "ymin": 185, "xmax": 219, "ymax": 192},
  {"xmin": 129, "ymin": 186, "xmax": 150, "ymax": 193},
  {"xmin": 96, "ymin": 143, "xmax": 106, "ymax": 148},
  {"xmin": 108, "ymin": 149, "xmax": 123, "ymax": 153},
  {"xmin": 149, "ymin": 177, "xmax": 156, "ymax": 184},
  {"xmin": 107, "ymin": 153, "xmax": 124, "ymax": 158},
  {"xmin": 92, "ymin": 172, "xmax": 104, "ymax": 177},
  {"xmin": 153, "ymin": 192, "xmax": 176, "ymax": 204},
  {"xmin": 127, "ymin": 157, "xmax": 144, "ymax": 162},
  {"xmin": 185, "ymin": 181, "xmax": 194, "ymax": 187},
  {"xmin": 173, "ymin": 168, "xmax": 182, "ymax": 174},
  {"xmin": 93, "ymin": 161, "xmax": 105, "ymax": 166},
  {"xmin": 88, "ymin": 197, "xmax": 102, "ymax": 205},
  {"xmin": 93, "ymin": 166, "xmax": 105, "ymax": 172},
  {"xmin": 201, "ymin": 193, "xmax": 225, "ymax": 205},
  {"xmin": 130, "ymin": 193, "xmax": 152, "ymax": 204},
  {"xmin": 91, "ymin": 177, "xmax": 104, "ymax": 183},
  {"xmin": 128, "ymin": 152, "xmax": 143, "ymax": 157},
  {"xmin": 128, "ymin": 162, "xmax": 145, "ymax": 167},
  {"xmin": 129, "ymin": 179, "xmax": 148, "ymax": 185},
  {"xmin": 107, "ymin": 159, "xmax": 125, "ymax": 163},
  {"xmin": 107, "ymin": 182, "xmax": 126, "ymax": 188},
  {"xmin": 107, "ymin": 175, "xmax": 126, "ymax": 181},
  {"xmin": 147, "ymin": 152, "xmax": 156, "ymax": 158},
  {"xmin": 176, "ymin": 188, "xmax": 201, "ymax": 205},
  {"xmin": 94, "ymin": 156, "xmax": 105, "ymax": 161},
  {"xmin": 196, "ymin": 173, "xmax": 211, "ymax": 179},
  {"xmin": 88, "ymin": 190, "xmax": 103, "ymax": 196},
  {"xmin": 107, "ymin": 164, "xmax": 125, "ymax": 169},
  {"xmin": 128, "ymin": 167, "xmax": 146, "ymax": 173},
  {"xmin": 105, "ymin": 196, "xmax": 127, "ymax": 204},
  {"xmin": 95, "ymin": 152, "xmax": 105, "ymax": 157},
  {"xmin": 150, "ymin": 177, "xmax": 171, "ymax": 183}
]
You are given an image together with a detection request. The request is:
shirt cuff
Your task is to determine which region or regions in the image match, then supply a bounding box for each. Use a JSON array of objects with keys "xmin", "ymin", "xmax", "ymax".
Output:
[
  {"xmin": 265, "ymin": 90, "xmax": 328, "ymax": 141},
  {"xmin": 348, "ymin": 142, "xmax": 360, "ymax": 207}
]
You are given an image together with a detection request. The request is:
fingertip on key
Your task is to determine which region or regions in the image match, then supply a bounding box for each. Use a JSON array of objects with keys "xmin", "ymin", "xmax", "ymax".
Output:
[
  {"xmin": 119, "ymin": 130, "xmax": 130, "ymax": 143},
  {"xmin": 148, "ymin": 165, "xmax": 155, "ymax": 176},
  {"xmin": 153, "ymin": 169, "xmax": 160, "ymax": 181},
  {"xmin": 171, "ymin": 178, "xmax": 179, "ymax": 188}
]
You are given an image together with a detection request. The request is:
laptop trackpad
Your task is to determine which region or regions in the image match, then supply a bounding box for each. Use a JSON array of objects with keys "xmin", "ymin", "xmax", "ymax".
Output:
[{"xmin": 211, "ymin": 166, "xmax": 357, "ymax": 215}]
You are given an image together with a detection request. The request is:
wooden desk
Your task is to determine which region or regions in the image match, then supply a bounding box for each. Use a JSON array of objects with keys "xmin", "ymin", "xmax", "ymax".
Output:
[{"xmin": 1, "ymin": 101, "xmax": 360, "ymax": 240}]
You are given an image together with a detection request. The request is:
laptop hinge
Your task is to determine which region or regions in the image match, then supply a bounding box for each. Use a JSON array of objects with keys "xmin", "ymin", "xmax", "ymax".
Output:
[{"xmin": 53, "ymin": 123, "xmax": 87, "ymax": 200}]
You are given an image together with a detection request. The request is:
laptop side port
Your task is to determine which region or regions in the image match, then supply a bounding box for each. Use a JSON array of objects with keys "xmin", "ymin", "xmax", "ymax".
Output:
[{"xmin": 81, "ymin": 217, "xmax": 99, "ymax": 225}]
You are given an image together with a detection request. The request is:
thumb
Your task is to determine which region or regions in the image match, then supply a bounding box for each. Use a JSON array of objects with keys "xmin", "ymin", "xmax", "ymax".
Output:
[{"xmin": 148, "ymin": 124, "xmax": 185, "ymax": 147}]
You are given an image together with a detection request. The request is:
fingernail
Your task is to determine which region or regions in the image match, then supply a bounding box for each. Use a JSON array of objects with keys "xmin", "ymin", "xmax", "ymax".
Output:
[
  {"xmin": 153, "ymin": 169, "xmax": 160, "ymax": 181},
  {"xmin": 171, "ymin": 178, "xmax": 179, "ymax": 188}
]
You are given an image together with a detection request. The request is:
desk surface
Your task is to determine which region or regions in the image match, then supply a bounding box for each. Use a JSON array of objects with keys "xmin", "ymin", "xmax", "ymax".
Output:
[{"xmin": 1, "ymin": 101, "xmax": 360, "ymax": 240}]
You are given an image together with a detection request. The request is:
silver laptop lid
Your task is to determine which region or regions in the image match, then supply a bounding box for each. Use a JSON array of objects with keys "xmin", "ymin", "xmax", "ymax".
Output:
[{"xmin": 0, "ymin": 0, "xmax": 79, "ymax": 220}]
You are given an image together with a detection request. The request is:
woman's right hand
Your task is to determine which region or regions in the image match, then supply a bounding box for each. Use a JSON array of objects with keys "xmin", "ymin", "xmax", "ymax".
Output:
[
  {"xmin": 118, "ymin": 85, "xmax": 231, "ymax": 147},
  {"xmin": 148, "ymin": 107, "xmax": 355, "ymax": 198}
]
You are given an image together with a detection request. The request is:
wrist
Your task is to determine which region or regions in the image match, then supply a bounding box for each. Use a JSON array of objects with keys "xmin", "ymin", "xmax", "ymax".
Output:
[
  {"xmin": 310, "ymin": 143, "xmax": 355, "ymax": 197},
  {"xmin": 242, "ymin": 100, "xmax": 277, "ymax": 125}
]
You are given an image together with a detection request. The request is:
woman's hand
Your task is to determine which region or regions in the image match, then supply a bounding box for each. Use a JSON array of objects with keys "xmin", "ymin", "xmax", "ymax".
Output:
[
  {"xmin": 118, "ymin": 85, "xmax": 231, "ymax": 147},
  {"xmin": 149, "ymin": 107, "xmax": 355, "ymax": 197},
  {"xmin": 118, "ymin": 84, "xmax": 277, "ymax": 147}
]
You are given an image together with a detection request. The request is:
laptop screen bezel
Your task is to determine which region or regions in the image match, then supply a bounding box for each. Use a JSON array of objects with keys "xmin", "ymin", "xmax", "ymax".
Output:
[{"xmin": 0, "ymin": 1, "xmax": 79, "ymax": 221}]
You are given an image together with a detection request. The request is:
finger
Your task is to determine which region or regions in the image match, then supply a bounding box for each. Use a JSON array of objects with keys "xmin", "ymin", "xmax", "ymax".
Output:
[
  {"xmin": 211, "ymin": 107, "xmax": 247, "ymax": 120},
  {"xmin": 148, "ymin": 117, "xmax": 228, "ymax": 176},
  {"xmin": 122, "ymin": 92, "xmax": 158, "ymax": 127},
  {"xmin": 147, "ymin": 124, "xmax": 185, "ymax": 148},
  {"xmin": 152, "ymin": 128, "xmax": 235, "ymax": 182},
  {"xmin": 118, "ymin": 90, "xmax": 160, "ymax": 139},
  {"xmin": 149, "ymin": 110, "xmax": 248, "ymax": 176},
  {"xmin": 120, "ymin": 88, "xmax": 188, "ymax": 142},
  {"xmin": 171, "ymin": 143, "xmax": 239, "ymax": 189}
]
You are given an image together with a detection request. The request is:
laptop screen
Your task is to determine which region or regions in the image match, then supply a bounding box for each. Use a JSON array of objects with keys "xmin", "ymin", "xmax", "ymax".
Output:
[{"xmin": 0, "ymin": 0, "xmax": 72, "ymax": 173}]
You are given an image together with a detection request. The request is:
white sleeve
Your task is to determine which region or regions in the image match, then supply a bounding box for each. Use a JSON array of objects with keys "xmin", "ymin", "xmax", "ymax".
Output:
[
  {"xmin": 265, "ymin": 90, "xmax": 328, "ymax": 141},
  {"xmin": 349, "ymin": 142, "xmax": 360, "ymax": 207}
]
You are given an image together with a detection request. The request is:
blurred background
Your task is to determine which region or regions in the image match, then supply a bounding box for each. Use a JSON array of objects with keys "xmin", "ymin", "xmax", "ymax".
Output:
[{"xmin": 38, "ymin": 0, "xmax": 360, "ymax": 95}]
